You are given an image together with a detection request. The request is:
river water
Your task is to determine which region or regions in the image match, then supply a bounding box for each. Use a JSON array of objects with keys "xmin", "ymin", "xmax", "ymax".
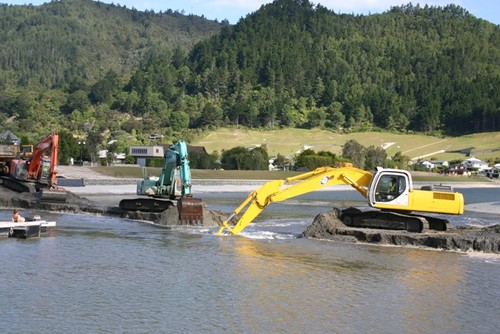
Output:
[{"xmin": 1, "ymin": 186, "xmax": 499, "ymax": 333}]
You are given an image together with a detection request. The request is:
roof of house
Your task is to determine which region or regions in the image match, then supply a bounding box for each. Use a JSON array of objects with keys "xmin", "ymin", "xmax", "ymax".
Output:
[
  {"xmin": 187, "ymin": 145, "xmax": 208, "ymax": 155},
  {"xmin": 463, "ymin": 157, "xmax": 486, "ymax": 163},
  {"xmin": 0, "ymin": 130, "xmax": 20, "ymax": 143}
]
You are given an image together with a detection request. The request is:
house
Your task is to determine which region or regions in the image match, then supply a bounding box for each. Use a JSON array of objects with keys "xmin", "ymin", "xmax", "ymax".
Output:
[
  {"xmin": 187, "ymin": 145, "xmax": 208, "ymax": 155},
  {"xmin": 418, "ymin": 159, "xmax": 449, "ymax": 170},
  {"xmin": 128, "ymin": 144, "xmax": 208, "ymax": 167},
  {"xmin": 461, "ymin": 157, "xmax": 489, "ymax": 171},
  {"xmin": 0, "ymin": 130, "xmax": 21, "ymax": 145},
  {"xmin": 417, "ymin": 160, "xmax": 435, "ymax": 170},
  {"xmin": 430, "ymin": 160, "xmax": 449, "ymax": 168}
]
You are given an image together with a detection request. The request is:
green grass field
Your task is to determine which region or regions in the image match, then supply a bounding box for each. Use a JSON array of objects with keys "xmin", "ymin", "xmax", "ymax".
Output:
[
  {"xmin": 94, "ymin": 128, "xmax": 498, "ymax": 182},
  {"xmin": 191, "ymin": 128, "xmax": 500, "ymax": 162}
]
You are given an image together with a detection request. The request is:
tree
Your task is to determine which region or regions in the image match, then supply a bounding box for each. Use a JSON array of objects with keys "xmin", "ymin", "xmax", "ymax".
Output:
[
  {"xmin": 197, "ymin": 102, "xmax": 223, "ymax": 127},
  {"xmin": 189, "ymin": 151, "xmax": 217, "ymax": 169},
  {"xmin": 342, "ymin": 139, "xmax": 365, "ymax": 168},
  {"xmin": 221, "ymin": 146, "xmax": 248, "ymax": 170},
  {"xmin": 364, "ymin": 145, "xmax": 387, "ymax": 170},
  {"xmin": 62, "ymin": 90, "xmax": 91, "ymax": 115},
  {"xmin": 84, "ymin": 130, "xmax": 103, "ymax": 165},
  {"xmin": 220, "ymin": 146, "xmax": 269, "ymax": 170},
  {"xmin": 389, "ymin": 151, "xmax": 411, "ymax": 169},
  {"xmin": 89, "ymin": 70, "xmax": 121, "ymax": 104},
  {"xmin": 58, "ymin": 130, "xmax": 80, "ymax": 165},
  {"xmin": 295, "ymin": 149, "xmax": 336, "ymax": 170},
  {"xmin": 247, "ymin": 146, "xmax": 269, "ymax": 170},
  {"xmin": 272, "ymin": 153, "xmax": 291, "ymax": 171}
]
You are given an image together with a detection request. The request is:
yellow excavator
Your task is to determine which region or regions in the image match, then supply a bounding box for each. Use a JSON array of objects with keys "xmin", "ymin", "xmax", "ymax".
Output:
[{"xmin": 217, "ymin": 166, "xmax": 464, "ymax": 235}]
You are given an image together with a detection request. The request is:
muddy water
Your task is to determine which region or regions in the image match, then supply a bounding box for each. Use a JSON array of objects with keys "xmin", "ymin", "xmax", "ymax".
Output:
[{"xmin": 0, "ymin": 187, "xmax": 499, "ymax": 333}]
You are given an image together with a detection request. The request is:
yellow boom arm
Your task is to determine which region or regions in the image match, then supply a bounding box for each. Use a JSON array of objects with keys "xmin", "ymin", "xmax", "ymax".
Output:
[{"xmin": 216, "ymin": 167, "xmax": 373, "ymax": 235}]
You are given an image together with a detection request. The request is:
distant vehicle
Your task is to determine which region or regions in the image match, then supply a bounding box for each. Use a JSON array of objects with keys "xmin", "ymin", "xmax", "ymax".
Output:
[
  {"xmin": 149, "ymin": 134, "xmax": 164, "ymax": 140},
  {"xmin": 486, "ymin": 168, "xmax": 499, "ymax": 179}
]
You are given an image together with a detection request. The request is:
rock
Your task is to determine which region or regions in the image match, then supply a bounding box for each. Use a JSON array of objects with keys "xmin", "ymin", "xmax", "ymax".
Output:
[{"xmin": 300, "ymin": 209, "xmax": 500, "ymax": 254}]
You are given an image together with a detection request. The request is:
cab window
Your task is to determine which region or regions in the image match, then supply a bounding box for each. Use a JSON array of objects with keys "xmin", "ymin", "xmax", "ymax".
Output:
[{"xmin": 376, "ymin": 175, "xmax": 405, "ymax": 201}]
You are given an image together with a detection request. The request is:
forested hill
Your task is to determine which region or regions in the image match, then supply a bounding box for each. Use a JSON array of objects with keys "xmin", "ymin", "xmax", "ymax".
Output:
[
  {"xmin": 0, "ymin": 0, "xmax": 224, "ymax": 87},
  {"xmin": 0, "ymin": 0, "xmax": 499, "ymax": 154},
  {"xmin": 184, "ymin": 0, "xmax": 499, "ymax": 134}
]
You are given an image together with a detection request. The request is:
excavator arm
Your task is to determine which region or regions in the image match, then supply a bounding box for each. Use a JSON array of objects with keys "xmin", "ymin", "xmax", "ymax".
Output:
[
  {"xmin": 27, "ymin": 132, "xmax": 59, "ymax": 188},
  {"xmin": 217, "ymin": 167, "xmax": 373, "ymax": 235}
]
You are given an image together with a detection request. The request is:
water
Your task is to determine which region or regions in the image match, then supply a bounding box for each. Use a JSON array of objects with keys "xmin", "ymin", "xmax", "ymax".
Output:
[{"xmin": 1, "ymin": 187, "xmax": 499, "ymax": 333}]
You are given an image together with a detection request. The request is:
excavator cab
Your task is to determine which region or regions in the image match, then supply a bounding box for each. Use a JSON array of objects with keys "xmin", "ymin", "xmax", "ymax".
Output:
[
  {"xmin": 39, "ymin": 158, "xmax": 52, "ymax": 184},
  {"xmin": 368, "ymin": 169, "xmax": 410, "ymax": 207},
  {"xmin": 367, "ymin": 167, "xmax": 463, "ymax": 216}
]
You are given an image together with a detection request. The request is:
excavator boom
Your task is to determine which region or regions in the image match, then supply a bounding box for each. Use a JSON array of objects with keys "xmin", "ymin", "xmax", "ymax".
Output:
[{"xmin": 217, "ymin": 167, "xmax": 372, "ymax": 235}]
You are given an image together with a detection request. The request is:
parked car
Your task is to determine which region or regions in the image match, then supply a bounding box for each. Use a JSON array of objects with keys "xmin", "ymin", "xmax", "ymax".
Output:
[{"xmin": 485, "ymin": 168, "xmax": 499, "ymax": 179}]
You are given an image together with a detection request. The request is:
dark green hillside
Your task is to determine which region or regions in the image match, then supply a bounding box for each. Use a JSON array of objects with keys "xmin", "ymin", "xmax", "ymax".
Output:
[
  {"xmin": 0, "ymin": 0, "xmax": 499, "ymax": 162},
  {"xmin": 0, "ymin": 0, "xmax": 224, "ymax": 88},
  {"xmin": 184, "ymin": 0, "xmax": 499, "ymax": 134}
]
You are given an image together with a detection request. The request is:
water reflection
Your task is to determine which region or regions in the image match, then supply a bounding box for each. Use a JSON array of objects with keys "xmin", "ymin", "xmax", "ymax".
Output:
[
  {"xmin": 1, "ymin": 185, "xmax": 498, "ymax": 334},
  {"xmin": 397, "ymin": 249, "xmax": 465, "ymax": 332}
]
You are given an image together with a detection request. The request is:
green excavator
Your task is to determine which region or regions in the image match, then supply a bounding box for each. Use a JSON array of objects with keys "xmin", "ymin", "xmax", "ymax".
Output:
[{"xmin": 119, "ymin": 141, "xmax": 203, "ymax": 224}]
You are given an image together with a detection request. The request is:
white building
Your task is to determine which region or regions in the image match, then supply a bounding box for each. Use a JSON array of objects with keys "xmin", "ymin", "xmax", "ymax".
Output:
[
  {"xmin": 419, "ymin": 160, "xmax": 435, "ymax": 170},
  {"xmin": 461, "ymin": 157, "xmax": 489, "ymax": 171}
]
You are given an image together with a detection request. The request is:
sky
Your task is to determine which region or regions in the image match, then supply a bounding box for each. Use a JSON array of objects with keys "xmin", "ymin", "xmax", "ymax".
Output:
[{"xmin": 4, "ymin": 0, "xmax": 500, "ymax": 25}]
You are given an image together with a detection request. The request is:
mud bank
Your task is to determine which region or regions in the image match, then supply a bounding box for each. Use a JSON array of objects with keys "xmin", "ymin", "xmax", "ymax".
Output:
[
  {"xmin": 300, "ymin": 209, "xmax": 500, "ymax": 254},
  {"xmin": 0, "ymin": 187, "xmax": 225, "ymax": 227}
]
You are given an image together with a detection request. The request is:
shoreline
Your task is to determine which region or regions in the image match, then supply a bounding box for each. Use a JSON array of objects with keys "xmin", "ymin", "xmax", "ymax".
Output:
[
  {"xmin": 63, "ymin": 181, "xmax": 500, "ymax": 216},
  {"xmin": 63, "ymin": 178, "xmax": 500, "ymax": 193}
]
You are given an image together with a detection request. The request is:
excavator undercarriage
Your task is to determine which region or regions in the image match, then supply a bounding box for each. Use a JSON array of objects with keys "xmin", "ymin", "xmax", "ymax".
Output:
[
  {"xmin": 0, "ymin": 176, "xmax": 67, "ymax": 202},
  {"xmin": 339, "ymin": 207, "xmax": 451, "ymax": 233},
  {"xmin": 118, "ymin": 197, "xmax": 204, "ymax": 224},
  {"xmin": 119, "ymin": 198, "xmax": 174, "ymax": 212},
  {"xmin": 0, "ymin": 176, "xmax": 36, "ymax": 193}
]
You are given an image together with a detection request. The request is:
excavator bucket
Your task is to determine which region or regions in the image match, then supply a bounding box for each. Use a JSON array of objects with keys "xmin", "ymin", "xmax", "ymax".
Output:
[
  {"xmin": 38, "ymin": 188, "xmax": 67, "ymax": 202},
  {"xmin": 177, "ymin": 197, "xmax": 203, "ymax": 225}
]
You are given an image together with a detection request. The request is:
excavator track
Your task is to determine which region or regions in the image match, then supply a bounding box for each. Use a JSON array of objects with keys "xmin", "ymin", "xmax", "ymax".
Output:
[
  {"xmin": 119, "ymin": 197, "xmax": 204, "ymax": 225},
  {"xmin": 340, "ymin": 207, "xmax": 451, "ymax": 233},
  {"xmin": 119, "ymin": 198, "xmax": 174, "ymax": 212},
  {"xmin": 0, "ymin": 176, "xmax": 67, "ymax": 202},
  {"xmin": 0, "ymin": 176, "xmax": 36, "ymax": 193}
]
